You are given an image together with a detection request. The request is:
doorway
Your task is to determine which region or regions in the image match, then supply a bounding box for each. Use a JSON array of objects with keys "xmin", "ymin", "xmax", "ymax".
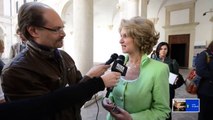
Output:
[{"xmin": 168, "ymin": 34, "xmax": 190, "ymax": 68}]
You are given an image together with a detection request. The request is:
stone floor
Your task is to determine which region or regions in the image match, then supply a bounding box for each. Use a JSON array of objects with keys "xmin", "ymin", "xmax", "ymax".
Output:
[{"xmin": 81, "ymin": 69, "xmax": 198, "ymax": 120}]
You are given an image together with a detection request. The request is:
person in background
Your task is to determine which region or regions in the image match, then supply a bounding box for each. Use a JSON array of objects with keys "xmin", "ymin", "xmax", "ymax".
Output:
[
  {"xmin": 0, "ymin": 81, "xmax": 5, "ymax": 104},
  {"xmin": 0, "ymin": 39, "xmax": 5, "ymax": 73},
  {"xmin": 9, "ymin": 28, "xmax": 27, "ymax": 59},
  {"xmin": 102, "ymin": 16, "xmax": 170, "ymax": 120},
  {"xmin": 150, "ymin": 50, "xmax": 157, "ymax": 59},
  {"xmin": 153, "ymin": 42, "xmax": 184, "ymax": 120},
  {"xmin": 1, "ymin": 2, "xmax": 120, "ymax": 120},
  {"xmin": 0, "ymin": 39, "xmax": 5, "ymax": 103},
  {"xmin": 195, "ymin": 40, "xmax": 213, "ymax": 120}
]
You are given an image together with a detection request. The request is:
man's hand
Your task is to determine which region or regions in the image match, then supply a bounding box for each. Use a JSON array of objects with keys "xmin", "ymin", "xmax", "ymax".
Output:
[
  {"xmin": 0, "ymin": 99, "xmax": 5, "ymax": 104},
  {"xmin": 101, "ymin": 72, "xmax": 120, "ymax": 88},
  {"xmin": 86, "ymin": 64, "xmax": 110, "ymax": 78}
]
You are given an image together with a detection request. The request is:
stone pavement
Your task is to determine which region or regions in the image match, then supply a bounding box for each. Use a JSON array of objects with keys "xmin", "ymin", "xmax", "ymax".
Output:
[{"xmin": 81, "ymin": 69, "xmax": 198, "ymax": 120}]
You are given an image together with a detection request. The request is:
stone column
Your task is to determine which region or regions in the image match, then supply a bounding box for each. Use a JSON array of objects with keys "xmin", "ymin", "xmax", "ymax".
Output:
[
  {"xmin": 126, "ymin": 0, "xmax": 139, "ymax": 19},
  {"xmin": 139, "ymin": 0, "xmax": 148, "ymax": 18},
  {"xmin": 73, "ymin": 0, "xmax": 93, "ymax": 74},
  {"xmin": 119, "ymin": 0, "xmax": 148, "ymax": 19}
]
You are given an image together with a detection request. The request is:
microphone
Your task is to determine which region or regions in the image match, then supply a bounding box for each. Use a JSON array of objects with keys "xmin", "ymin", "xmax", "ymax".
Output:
[
  {"xmin": 105, "ymin": 55, "xmax": 128, "ymax": 98},
  {"xmin": 111, "ymin": 55, "xmax": 127, "ymax": 76},
  {"xmin": 105, "ymin": 53, "xmax": 118, "ymax": 65}
]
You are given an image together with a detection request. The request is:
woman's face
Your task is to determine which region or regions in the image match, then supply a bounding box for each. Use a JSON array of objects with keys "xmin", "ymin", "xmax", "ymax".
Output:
[
  {"xmin": 159, "ymin": 45, "xmax": 168, "ymax": 58},
  {"xmin": 119, "ymin": 28, "xmax": 137, "ymax": 54}
]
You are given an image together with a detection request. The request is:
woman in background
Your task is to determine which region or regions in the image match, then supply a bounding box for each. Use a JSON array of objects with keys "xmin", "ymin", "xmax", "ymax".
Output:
[{"xmin": 154, "ymin": 42, "xmax": 184, "ymax": 120}]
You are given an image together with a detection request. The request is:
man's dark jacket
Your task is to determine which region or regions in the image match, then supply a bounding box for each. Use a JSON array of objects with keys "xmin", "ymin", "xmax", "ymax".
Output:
[{"xmin": 1, "ymin": 41, "xmax": 90, "ymax": 120}]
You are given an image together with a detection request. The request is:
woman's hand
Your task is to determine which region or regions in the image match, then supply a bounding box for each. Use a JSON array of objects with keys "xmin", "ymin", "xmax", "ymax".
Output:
[
  {"xmin": 102, "ymin": 98, "xmax": 132, "ymax": 120},
  {"xmin": 102, "ymin": 97, "xmax": 114, "ymax": 111}
]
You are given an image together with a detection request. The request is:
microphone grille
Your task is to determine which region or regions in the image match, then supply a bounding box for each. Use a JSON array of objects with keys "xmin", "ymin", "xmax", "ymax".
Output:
[
  {"xmin": 117, "ymin": 55, "xmax": 125, "ymax": 64},
  {"xmin": 118, "ymin": 55, "xmax": 125, "ymax": 60},
  {"xmin": 111, "ymin": 53, "xmax": 118, "ymax": 59}
]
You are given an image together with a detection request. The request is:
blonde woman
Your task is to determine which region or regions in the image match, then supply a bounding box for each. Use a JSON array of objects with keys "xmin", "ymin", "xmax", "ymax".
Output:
[{"xmin": 103, "ymin": 16, "xmax": 170, "ymax": 120}]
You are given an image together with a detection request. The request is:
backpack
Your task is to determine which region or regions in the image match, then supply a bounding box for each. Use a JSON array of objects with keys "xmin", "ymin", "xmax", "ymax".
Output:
[{"xmin": 185, "ymin": 51, "xmax": 211, "ymax": 95}]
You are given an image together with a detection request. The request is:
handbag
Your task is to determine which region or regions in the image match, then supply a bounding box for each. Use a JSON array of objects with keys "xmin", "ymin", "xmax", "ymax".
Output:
[
  {"xmin": 174, "ymin": 73, "xmax": 185, "ymax": 89},
  {"xmin": 185, "ymin": 51, "xmax": 212, "ymax": 95},
  {"xmin": 185, "ymin": 69, "xmax": 201, "ymax": 95}
]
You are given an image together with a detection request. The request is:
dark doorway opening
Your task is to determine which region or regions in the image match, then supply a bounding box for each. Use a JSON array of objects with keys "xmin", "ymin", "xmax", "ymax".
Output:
[
  {"xmin": 169, "ymin": 34, "xmax": 190, "ymax": 68},
  {"xmin": 171, "ymin": 44, "xmax": 186, "ymax": 67}
]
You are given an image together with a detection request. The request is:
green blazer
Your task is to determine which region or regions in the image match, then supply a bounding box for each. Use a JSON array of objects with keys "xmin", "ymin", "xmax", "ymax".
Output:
[{"xmin": 107, "ymin": 54, "xmax": 170, "ymax": 120}]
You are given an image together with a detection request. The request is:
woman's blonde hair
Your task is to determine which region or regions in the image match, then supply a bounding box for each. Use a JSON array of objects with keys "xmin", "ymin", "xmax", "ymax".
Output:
[{"xmin": 119, "ymin": 16, "xmax": 159, "ymax": 54}]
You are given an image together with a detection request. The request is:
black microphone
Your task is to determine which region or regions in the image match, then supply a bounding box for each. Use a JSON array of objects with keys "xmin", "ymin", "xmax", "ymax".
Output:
[
  {"xmin": 111, "ymin": 55, "xmax": 127, "ymax": 76},
  {"xmin": 105, "ymin": 55, "xmax": 128, "ymax": 98},
  {"xmin": 105, "ymin": 53, "xmax": 118, "ymax": 65}
]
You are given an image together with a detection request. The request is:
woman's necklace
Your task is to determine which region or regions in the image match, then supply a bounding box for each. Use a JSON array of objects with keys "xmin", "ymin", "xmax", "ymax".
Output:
[
  {"xmin": 126, "ymin": 58, "xmax": 141, "ymax": 69},
  {"xmin": 125, "ymin": 59, "xmax": 140, "ymax": 80},
  {"xmin": 127, "ymin": 62, "xmax": 140, "ymax": 69}
]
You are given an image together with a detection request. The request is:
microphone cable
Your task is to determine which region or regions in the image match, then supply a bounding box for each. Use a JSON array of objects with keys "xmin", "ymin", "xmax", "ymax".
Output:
[
  {"xmin": 94, "ymin": 53, "xmax": 118, "ymax": 119},
  {"xmin": 95, "ymin": 94, "xmax": 99, "ymax": 120}
]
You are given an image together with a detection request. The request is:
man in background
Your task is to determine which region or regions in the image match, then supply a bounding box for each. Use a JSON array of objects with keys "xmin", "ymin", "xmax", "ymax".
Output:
[
  {"xmin": 0, "ymin": 39, "xmax": 5, "ymax": 104},
  {"xmin": 9, "ymin": 28, "xmax": 27, "ymax": 59}
]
